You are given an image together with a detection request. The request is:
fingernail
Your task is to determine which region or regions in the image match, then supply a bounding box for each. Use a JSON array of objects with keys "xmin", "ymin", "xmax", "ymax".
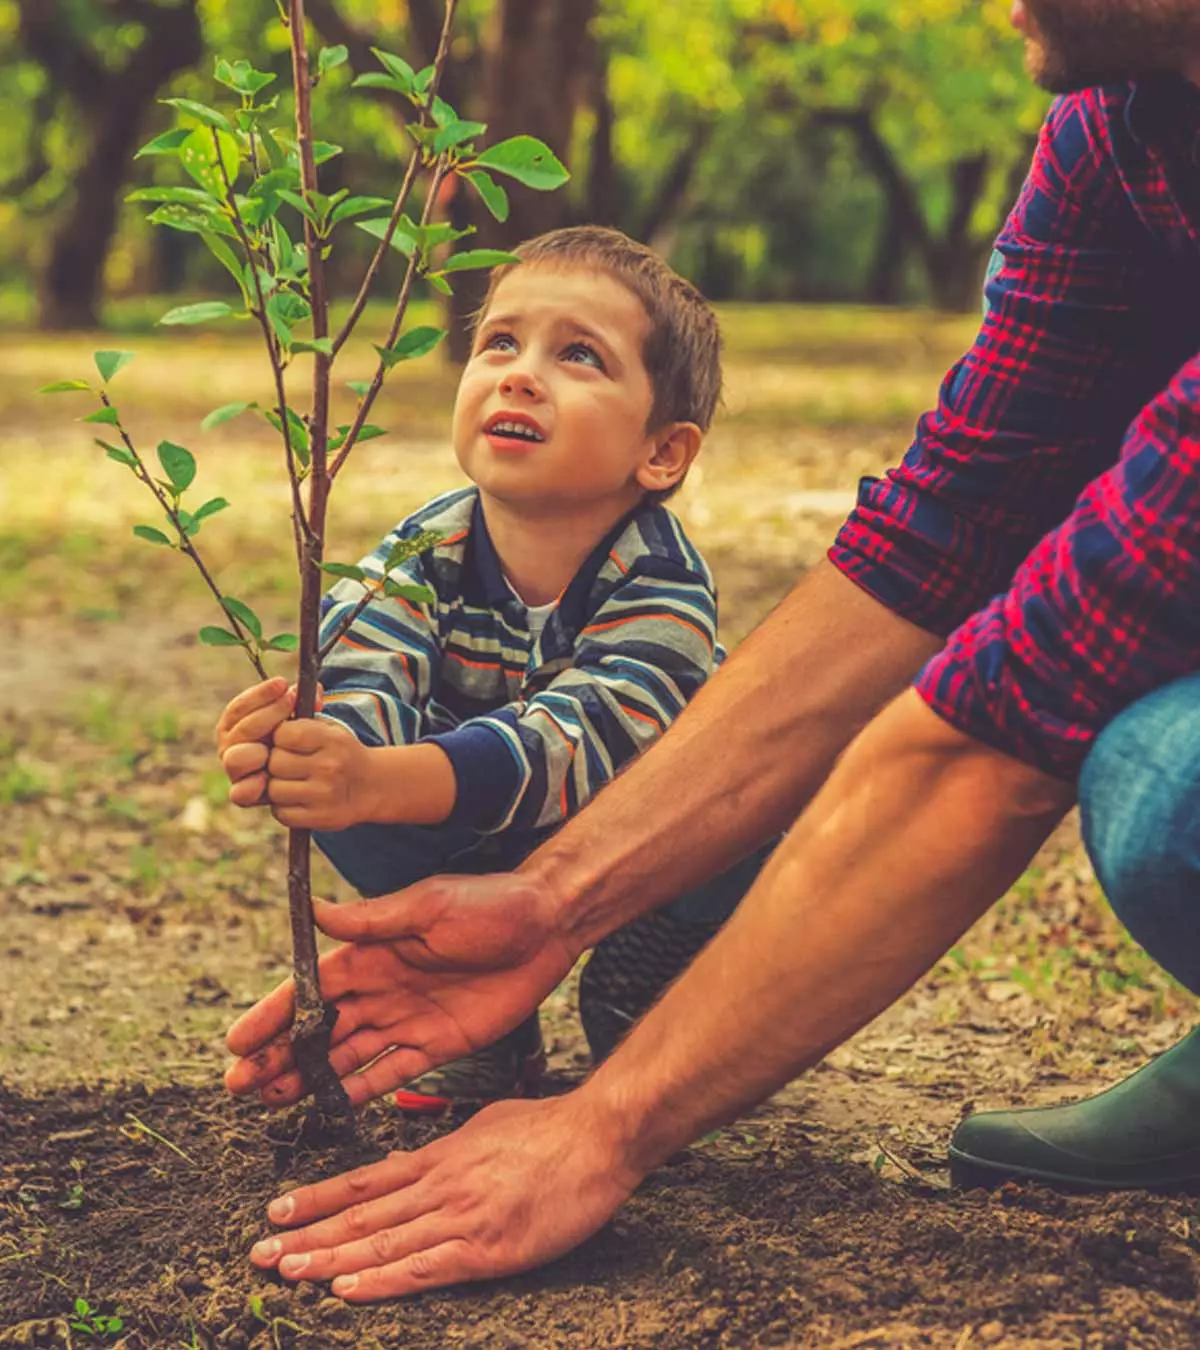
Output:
[
  {"xmin": 279, "ymin": 1253, "xmax": 310, "ymax": 1277},
  {"xmin": 252, "ymin": 1239, "xmax": 282, "ymax": 1264},
  {"xmin": 333, "ymin": 1275, "xmax": 359, "ymax": 1296},
  {"xmin": 268, "ymin": 1195, "xmax": 295, "ymax": 1222}
]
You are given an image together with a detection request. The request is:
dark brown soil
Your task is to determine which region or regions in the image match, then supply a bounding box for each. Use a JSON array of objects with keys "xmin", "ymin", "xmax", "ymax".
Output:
[{"xmin": 3, "ymin": 1080, "xmax": 1199, "ymax": 1349}]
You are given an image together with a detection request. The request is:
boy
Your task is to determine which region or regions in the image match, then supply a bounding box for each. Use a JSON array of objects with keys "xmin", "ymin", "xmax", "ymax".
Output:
[{"xmin": 217, "ymin": 226, "xmax": 745, "ymax": 1110}]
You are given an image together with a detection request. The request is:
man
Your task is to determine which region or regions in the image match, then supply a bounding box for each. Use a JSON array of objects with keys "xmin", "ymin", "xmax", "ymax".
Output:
[{"xmin": 225, "ymin": 0, "xmax": 1200, "ymax": 1303}]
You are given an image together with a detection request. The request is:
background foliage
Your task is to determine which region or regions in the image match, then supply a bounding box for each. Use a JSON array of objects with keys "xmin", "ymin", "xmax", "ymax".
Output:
[{"xmin": 0, "ymin": 0, "xmax": 1047, "ymax": 333}]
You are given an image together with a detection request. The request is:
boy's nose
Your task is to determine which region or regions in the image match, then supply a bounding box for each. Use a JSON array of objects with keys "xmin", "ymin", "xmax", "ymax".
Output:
[{"xmin": 498, "ymin": 365, "xmax": 542, "ymax": 400}]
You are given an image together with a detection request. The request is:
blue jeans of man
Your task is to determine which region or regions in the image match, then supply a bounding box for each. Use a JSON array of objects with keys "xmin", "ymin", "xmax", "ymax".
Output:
[{"xmin": 1079, "ymin": 669, "xmax": 1200, "ymax": 997}]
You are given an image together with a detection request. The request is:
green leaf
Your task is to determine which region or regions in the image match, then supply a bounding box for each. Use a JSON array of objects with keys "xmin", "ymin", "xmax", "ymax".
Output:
[
  {"xmin": 94, "ymin": 351, "xmax": 135, "ymax": 384},
  {"xmin": 351, "ymin": 72, "xmax": 407, "ymax": 93},
  {"xmin": 199, "ymin": 231, "xmax": 247, "ymax": 299},
  {"xmin": 383, "ymin": 579, "xmax": 436, "ymax": 606},
  {"xmin": 413, "ymin": 65, "xmax": 437, "ymax": 96},
  {"xmin": 135, "ymin": 128, "xmax": 192, "ymax": 158},
  {"xmin": 127, "ymin": 186, "xmax": 217, "ymax": 207},
  {"xmin": 214, "ymin": 57, "xmax": 276, "ymax": 97},
  {"xmin": 470, "ymin": 136, "xmax": 570, "ymax": 191},
  {"xmin": 330, "ymin": 195, "xmax": 393, "ymax": 226},
  {"xmin": 320, "ymin": 562, "xmax": 367, "ymax": 582},
  {"xmin": 353, "ymin": 424, "xmax": 386, "ymax": 443},
  {"xmin": 82, "ymin": 406, "xmax": 121, "ymax": 425},
  {"xmin": 202, "ymin": 401, "xmax": 257, "ymax": 431},
  {"xmin": 192, "ymin": 496, "xmax": 230, "ymax": 523},
  {"xmin": 385, "ymin": 529, "xmax": 442, "ymax": 569},
  {"xmin": 436, "ymin": 249, "xmax": 521, "ymax": 275},
  {"xmin": 371, "ymin": 47, "xmax": 415, "ymax": 92},
  {"xmin": 277, "ymin": 188, "xmax": 320, "ymax": 225},
  {"xmin": 463, "ymin": 170, "xmax": 510, "ymax": 223},
  {"xmin": 312, "ymin": 142, "xmax": 343, "ymax": 167},
  {"xmin": 292, "ymin": 337, "xmax": 334, "ymax": 357},
  {"xmin": 75, "ymin": 1298, "xmax": 89, "ymax": 1318},
  {"xmin": 146, "ymin": 205, "xmax": 238, "ymax": 240},
  {"xmin": 223, "ymin": 597, "xmax": 262, "ymax": 640},
  {"xmin": 427, "ymin": 272, "xmax": 453, "ymax": 296},
  {"xmin": 266, "ymin": 291, "xmax": 312, "ymax": 349},
  {"xmin": 161, "ymin": 98, "xmax": 233, "ymax": 133},
  {"xmin": 179, "ymin": 127, "xmax": 240, "ymax": 199},
  {"xmin": 264, "ymin": 633, "xmax": 299, "ymax": 652},
  {"xmin": 346, "ymin": 380, "xmax": 371, "ymax": 398},
  {"xmin": 134, "ymin": 525, "xmax": 174, "ymax": 548},
  {"xmin": 157, "ymin": 441, "xmax": 196, "ymax": 493},
  {"xmin": 265, "ymin": 407, "xmax": 310, "ymax": 467},
  {"xmin": 97, "ymin": 439, "xmax": 137, "ymax": 468},
  {"xmin": 159, "ymin": 302, "xmax": 236, "ymax": 326},
  {"xmin": 374, "ymin": 326, "xmax": 447, "ymax": 369},
  {"xmin": 356, "ymin": 216, "xmax": 416, "ymax": 259},
  {"xmin": 199, "ymin": 626, "xmax": 244, "ymax": 648},
  {"xmin": 318, "ymin": 45, "xmax": 349, "ymax": 77},
  {"xmin": 430, "ymin": 97, "xmax": 458, "ymax": 129},
  {"xmin": 39, "ymin": 380, "xmax": 91, "ymax": 394}
]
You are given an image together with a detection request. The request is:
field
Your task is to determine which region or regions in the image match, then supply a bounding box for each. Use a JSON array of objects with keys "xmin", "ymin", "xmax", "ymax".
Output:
[{"xmin": 1, "ymin": 304, "xmax": 1197, "ymax": 1348}]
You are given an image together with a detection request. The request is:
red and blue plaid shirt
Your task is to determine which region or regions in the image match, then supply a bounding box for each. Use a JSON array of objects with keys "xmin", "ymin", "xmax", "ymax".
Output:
[{"xmin": 830, "ymin": 75, "xmax": 1200, "ymax": 780}]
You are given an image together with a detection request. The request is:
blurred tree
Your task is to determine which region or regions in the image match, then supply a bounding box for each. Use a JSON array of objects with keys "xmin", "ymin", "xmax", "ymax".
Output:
[
  {"xmin": 13, "ymin": 0, "xmax": 203, "ymax": 328},
  {"xmin": 0, "ymin": 0, "xmax": 1050, "ymax": 322},
  {"xmin": 600, "ymin": 0, "xmax": 1047, "ymax": 308}
]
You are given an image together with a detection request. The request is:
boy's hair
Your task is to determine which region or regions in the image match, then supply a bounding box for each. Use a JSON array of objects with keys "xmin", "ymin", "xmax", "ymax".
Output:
[{"xmin": 479, "ymin": 226, "xmax": 723, "ymax": 439}]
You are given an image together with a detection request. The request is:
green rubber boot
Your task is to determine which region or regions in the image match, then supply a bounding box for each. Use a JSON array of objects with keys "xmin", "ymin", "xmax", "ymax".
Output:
[{"xmin": 949, "ymin": 1024, "xmax": 1200, "ymax": 1192}]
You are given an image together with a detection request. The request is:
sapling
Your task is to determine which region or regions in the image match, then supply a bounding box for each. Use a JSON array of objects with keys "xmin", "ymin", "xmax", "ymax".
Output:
[{"xmin": 42, "ymin": 0, "xmax": 567, "ymax": 1138}]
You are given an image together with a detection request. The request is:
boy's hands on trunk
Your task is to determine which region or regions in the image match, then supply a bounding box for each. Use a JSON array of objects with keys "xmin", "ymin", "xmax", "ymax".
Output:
[{"xmin": 215, "ymin": 677, "xmax": 456, "ymax": 831}]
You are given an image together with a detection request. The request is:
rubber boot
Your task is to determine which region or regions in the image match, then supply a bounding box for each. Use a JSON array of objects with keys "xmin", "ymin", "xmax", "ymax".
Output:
[{"xmin": 949, "ymin": 1024, "xmax": 1200, "ymax": 1192}]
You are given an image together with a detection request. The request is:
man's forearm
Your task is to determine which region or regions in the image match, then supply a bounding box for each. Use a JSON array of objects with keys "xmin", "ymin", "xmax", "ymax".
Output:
[
  {"xmin": 574, "ymin": 691, "xmax": 1075, "ymax": 1173},
  {"xmin": 524, "ymin": 561, "xmax": 943, "ymax": 956}
]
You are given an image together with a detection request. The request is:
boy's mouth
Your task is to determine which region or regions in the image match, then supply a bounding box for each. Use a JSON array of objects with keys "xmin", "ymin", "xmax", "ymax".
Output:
[{"xmin": 483, "ymin": 412, "xmax": 547, "ymax": 448}]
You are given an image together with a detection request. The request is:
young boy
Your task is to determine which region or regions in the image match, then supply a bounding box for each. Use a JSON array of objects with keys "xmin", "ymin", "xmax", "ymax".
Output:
[{"xmin": 217, "ymin": 226, "xmax": 743, "ymax": 1110}]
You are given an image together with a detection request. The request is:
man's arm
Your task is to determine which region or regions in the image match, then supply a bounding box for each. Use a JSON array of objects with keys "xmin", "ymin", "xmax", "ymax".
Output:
[
  {"xmin": 529, "ymin": 559, "xmax": 942, "ymax": 957},
  {"xmin": 247, "ymin": 691, "xmax": 1073, "ymax": 1302}
]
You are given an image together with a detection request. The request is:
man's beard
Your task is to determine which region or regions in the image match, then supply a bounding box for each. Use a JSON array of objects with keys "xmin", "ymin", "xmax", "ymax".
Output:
[{"xmin": 1021, "ymin": 0, "xmax": 1200, "ymax": 92}]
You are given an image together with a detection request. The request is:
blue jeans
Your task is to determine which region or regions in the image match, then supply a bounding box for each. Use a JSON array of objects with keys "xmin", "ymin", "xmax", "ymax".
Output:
[
  {"xmin": 1080, "ymin": 671, "xmax": 1200, "ymax": 996},
  {"xmin": 315, "ymin": 821, "xmax": 770, "ymax": 925}
]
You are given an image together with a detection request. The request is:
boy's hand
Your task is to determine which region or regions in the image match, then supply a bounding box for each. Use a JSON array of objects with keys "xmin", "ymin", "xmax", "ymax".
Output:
[
  {"xmin": 216, "ymin": 677, "xmax": 296, "ymax": 808},
  {"xmin": 262, "ymin": 717, "xmax": 381, "ymax": 831}
]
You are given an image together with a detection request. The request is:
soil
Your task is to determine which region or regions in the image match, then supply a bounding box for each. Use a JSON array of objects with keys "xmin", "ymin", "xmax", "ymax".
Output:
[
  {"xmin": 4, "ymin": 319, "xmax": 1200, "ymax": 1346},
  {"xmin": 3, "ymin": 1076, "xmax": 1199, "ymax": 1350}
]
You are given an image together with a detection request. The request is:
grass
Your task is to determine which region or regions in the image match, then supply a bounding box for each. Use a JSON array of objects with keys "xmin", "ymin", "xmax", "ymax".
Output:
[{"xmin": 0, "ymin": 301, "xmax": 1193, "ymax": 1090}]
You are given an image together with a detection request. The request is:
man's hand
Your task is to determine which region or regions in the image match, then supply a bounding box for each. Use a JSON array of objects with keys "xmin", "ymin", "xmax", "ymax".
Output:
[
  {"xmin": 248, "ymin": 1094, "xmax": 641, "ymax": 1301},
  {"xmin": 224, "ymin": 872, "xmax": 575, "ymax": 1107}
]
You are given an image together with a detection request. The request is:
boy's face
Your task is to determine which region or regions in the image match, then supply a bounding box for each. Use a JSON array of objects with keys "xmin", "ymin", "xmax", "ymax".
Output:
[{"xmin": 453, "ymin": 265, "xmax": 691, "ymax": 515}]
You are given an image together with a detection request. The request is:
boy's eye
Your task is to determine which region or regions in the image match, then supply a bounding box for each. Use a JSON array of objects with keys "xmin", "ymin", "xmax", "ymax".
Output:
[
  {"xmin": 482, "ymin": 331, "xmax": 517, "ymax": 354},
  {"xmin": 562, "ymin": 341, "xmax": 604, "ymax": 370}
]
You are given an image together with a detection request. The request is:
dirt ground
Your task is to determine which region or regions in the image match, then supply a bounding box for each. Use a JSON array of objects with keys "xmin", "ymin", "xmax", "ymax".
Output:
[{"xmin": 2, "ymin": 308, "xmax": 1198, "ymax": 1348}]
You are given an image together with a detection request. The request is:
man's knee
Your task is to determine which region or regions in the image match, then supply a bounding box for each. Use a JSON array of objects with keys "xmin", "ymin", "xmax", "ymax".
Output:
[{"xmin": 1079, "ymin": 674, "xmax": 1200, "ymax": 991}]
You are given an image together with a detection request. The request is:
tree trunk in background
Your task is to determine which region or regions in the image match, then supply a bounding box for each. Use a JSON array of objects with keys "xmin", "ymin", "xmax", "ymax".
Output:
[
  {"xmin": 16, "ymin": 0, "xmax": 203, "ymax": 330},
  {"xmin": 444, "ymin": 0, "xmax": 598, "ymax": 360},
  {"xmin": 817, "ymin": 105, "xmax": 1001, "ymax": 313}
]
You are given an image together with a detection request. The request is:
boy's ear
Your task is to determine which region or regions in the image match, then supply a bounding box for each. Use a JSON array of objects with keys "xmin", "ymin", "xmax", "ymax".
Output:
[{"xmin": 636, "ymin": 422, "xmax": 703, "ymax": 495}]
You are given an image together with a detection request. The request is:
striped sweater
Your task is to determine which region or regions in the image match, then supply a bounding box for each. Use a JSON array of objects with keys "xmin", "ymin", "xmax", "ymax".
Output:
[{"xmin": 318, "ymin": 487, "xmax": 720, "ymax": 834}]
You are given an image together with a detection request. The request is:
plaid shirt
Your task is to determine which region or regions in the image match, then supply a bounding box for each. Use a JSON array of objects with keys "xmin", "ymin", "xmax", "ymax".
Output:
[
  {"xmin": 830, "ymin": 76, "xmax": 1200, "ymax": 779},
  {"xmin": 319, "ymin": 488, "xmax": 719, "ymax": 833}
]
